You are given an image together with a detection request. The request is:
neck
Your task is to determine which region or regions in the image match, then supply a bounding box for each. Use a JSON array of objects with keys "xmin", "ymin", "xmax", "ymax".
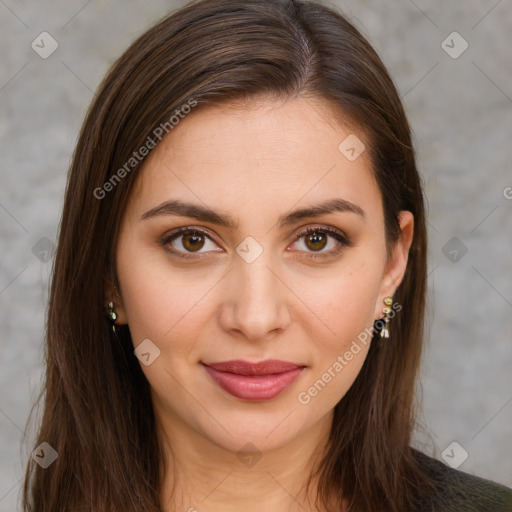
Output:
[{"xmin": 157, "ymin": 411, "xmax": 338, "ymax": 512}]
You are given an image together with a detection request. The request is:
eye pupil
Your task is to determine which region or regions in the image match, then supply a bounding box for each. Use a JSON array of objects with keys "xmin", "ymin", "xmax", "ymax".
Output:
[
  {"xmin": 183, "ymin": 231, "xmax": 205, "ymax": 251},
  {"xmin": 305, "ymin": 231, "xmax": 327, "ymax": 251}
]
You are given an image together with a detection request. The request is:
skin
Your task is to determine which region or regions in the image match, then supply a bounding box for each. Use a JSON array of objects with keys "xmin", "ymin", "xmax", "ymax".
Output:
[{"xmin": 106, "ymin": 96, "xmax": 414, "ymax": 512}]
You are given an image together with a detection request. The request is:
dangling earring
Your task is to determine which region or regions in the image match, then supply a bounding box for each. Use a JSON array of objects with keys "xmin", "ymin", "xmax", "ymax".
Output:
[
  {"xmin": 107, "ymin": 300, "xmax": 120, "ymax": 334},
  {"xmin": 379, "ymin": 296, "xmax": 394, "ymax": 338}
]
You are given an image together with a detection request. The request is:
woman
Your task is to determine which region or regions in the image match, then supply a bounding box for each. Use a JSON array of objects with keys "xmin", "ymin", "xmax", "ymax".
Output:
[{"xmin": 22, "ymin": 0, "xmax": 512, "ymax": 510}]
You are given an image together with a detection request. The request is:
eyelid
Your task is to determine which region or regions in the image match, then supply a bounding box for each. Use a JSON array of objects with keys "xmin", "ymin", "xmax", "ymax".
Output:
[
  {"xmin": 293, "ymin": 225, "xmax": 350, "ymax": 244},
  {"xmin": 164, "ymin": 225, "xmax": 218, "ymax": 242}
]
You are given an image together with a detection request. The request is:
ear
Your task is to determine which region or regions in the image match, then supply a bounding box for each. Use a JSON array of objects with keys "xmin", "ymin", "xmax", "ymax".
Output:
[
  {"xmin": 374, "ymin": 210, "xmax": 414, "ymax": 319},
  {"xmin": 103, "ymin": 272, "xmax": 128, "ymax": 325}
]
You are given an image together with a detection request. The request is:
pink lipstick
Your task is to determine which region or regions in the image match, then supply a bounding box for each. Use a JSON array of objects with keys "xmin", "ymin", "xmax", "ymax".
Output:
[{"xmin": 202, "ymin": 359, "xmax": 306, "ymax": 401}]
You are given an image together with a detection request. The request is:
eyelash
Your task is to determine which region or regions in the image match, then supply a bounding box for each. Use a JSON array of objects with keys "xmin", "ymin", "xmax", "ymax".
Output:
[{"xmin": 161, "ymin": 225, "xmax": 351, "ymax": 261}]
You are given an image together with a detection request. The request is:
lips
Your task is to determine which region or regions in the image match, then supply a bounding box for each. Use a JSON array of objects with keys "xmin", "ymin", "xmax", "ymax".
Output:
[
  {"xmin": 203, "ymin": 359, "xmax": 303, "ymax": 375},
  {"xmin": 202, "ymin": 359, "xmax": 306, "ymax": 401}
]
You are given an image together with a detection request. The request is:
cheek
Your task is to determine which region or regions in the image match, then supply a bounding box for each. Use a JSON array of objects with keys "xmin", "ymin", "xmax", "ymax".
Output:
[
  {"xmin": 295, "ymin": 256, "xmax": 381, "ymax": 406},
  {"xmin": 307, "ymin": 256, "xmax": 382, "ymax": 344},
  {"xmin": 116, "ymin": 236, "xmax": 210, "ymax": 352}
]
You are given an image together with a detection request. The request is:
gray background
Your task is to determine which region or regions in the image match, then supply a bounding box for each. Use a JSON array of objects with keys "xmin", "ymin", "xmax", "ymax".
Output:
[{"xmin": 1, "ymin": 0, "xmax": 511, "ymax": 509}]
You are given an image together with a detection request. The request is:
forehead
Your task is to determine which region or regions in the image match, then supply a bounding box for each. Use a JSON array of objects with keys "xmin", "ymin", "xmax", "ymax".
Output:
[{"xmin": 126, "ymin": 96, "xmax": 381, "ymax": 225}]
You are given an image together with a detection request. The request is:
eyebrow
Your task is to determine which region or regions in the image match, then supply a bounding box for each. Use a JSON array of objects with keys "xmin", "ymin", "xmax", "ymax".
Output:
[{"xmin": 140, "ymin": 197, "xmax": 365, "ymax": 228}]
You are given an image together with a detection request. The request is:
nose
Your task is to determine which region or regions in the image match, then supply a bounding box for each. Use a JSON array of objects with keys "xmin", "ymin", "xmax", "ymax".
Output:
[{"xmin": 218, "ymin": 250, "xmax": 292, "ymax": 342}]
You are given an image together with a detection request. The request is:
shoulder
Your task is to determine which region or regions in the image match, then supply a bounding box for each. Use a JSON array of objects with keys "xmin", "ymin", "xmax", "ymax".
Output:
[{"xmin": 413, "ymin": 449, "xmax": 512, "ymax": 512}]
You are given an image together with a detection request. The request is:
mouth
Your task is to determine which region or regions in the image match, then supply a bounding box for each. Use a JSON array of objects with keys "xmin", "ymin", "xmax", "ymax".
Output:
[{"xmin": 201, "ymin": 359, "xmax": 307, "ymax": 401}]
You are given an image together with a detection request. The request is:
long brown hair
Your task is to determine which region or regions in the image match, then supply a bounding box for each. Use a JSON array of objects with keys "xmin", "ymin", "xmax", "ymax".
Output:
[{"xmin": 22, "ymin": 0, "xmax": 435, "ymax": 510}]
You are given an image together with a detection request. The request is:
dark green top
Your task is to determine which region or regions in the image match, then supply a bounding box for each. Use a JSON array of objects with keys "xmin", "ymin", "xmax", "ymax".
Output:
[{"xmin": 416, "ymin": 451, "xmax": 512, "ymax": 511}]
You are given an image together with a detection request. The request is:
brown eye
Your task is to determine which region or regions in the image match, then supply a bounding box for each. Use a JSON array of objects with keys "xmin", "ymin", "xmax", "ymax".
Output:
[
  {"xmin": 304, "ymin": 231, "xmax": 328, "ymax": 251},
  {"xmin": 161, "ymin": 225, "xmax": 351, "ymax": 261},
  {"xmin": 181, "ymin": 230, "xmax": 206, "ymax": 252},
  {"xmin": 292, "ymin": 226, "xmax": 351, "ymax": 259},
  {"xmin": 162, "ymin": 228, "xmax": 220, "ymax": 259}
]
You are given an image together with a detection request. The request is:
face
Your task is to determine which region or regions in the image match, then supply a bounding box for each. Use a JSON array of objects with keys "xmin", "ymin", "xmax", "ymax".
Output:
[{"xmin": 107, "ymin": 96, "xmax": 413, "ymax": 455}]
